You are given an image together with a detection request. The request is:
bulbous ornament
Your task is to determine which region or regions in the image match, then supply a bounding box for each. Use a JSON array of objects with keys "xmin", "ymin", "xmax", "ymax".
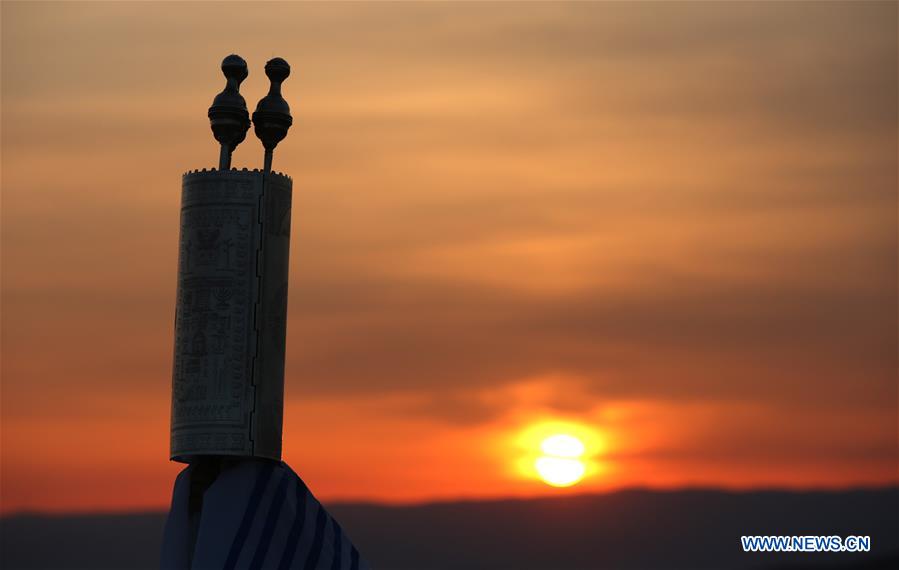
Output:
[
  {"xmin": 253, "ymin": 58, "xmax": 293, "ymax": 170},
  {"xmin": 208, "ymin": 54, "xmax": 251, "ymax": 169}
]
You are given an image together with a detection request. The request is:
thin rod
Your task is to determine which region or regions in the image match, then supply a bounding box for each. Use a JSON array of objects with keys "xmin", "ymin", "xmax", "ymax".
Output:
[{"xmin": 219, "ymin": 145, "xmax": 231, "ymax": 170}]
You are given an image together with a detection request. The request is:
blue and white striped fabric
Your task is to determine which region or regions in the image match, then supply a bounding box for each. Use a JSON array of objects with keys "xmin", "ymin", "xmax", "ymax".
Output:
[{"xmin": 161, "ymin": 461, "xmax": 368, "ymax": 570}]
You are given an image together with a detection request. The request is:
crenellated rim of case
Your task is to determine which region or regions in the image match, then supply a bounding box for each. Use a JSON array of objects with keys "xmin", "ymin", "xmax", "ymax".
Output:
[{"xmin": 182, "ymin": 167, "xmax": 292, "ymax": 182}]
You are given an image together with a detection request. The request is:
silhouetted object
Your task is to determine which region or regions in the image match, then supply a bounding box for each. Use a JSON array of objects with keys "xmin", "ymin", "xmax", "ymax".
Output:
[
  {"xmin": 171, "ymin": 169, "xmax": 292, "ymax": 462},
  {"xmin": 162, "ymin": 460, "xmax": 368, "ymax": 570},
  {"xmin": 208, "ymin": 55, "xmax": 251, "ymax": 170},
  {"xmin": 167, "ymin": 55, "xmax": 366, "ymax": 570},
  {"xmin": 253, "ymin": 57, "xmax": 293, "ymax": 172},
  {"xmin": 171, "ymin": 56, "xmax": 293, "ymax": 462}
]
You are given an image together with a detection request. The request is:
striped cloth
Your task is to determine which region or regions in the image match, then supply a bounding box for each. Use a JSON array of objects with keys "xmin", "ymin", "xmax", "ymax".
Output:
[{"xmin": 161, "ymin": 460, "xmax": 368, "ymax": 570}]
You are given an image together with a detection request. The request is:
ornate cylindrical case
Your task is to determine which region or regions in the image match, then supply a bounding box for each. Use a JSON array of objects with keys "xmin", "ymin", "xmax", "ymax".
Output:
[{"xmin": 170, "ymin": 168, "xmax": 291, "ymax": 462}]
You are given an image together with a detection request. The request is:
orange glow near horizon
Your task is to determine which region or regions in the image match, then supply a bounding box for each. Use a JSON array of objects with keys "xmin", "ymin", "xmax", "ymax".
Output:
[{"xmin": 1, "ymin": 393, "xmax": 898, "ymax": 514}]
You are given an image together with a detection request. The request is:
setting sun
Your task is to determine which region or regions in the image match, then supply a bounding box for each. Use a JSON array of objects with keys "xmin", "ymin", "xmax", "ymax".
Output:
[
  {"xmin": 513, "ymin": 421, "xmax": 604, "ymax": 489},
  {"xmin": 535, "ymin": 455, "xmax": 585, "ymax": 487},
  {"xmin": 536, "ymin": 434, "xmax": 587, "ymax": 487},
  {"xmin": 540, "ymin": 434, "xmax": 586, "ymax": 458}
]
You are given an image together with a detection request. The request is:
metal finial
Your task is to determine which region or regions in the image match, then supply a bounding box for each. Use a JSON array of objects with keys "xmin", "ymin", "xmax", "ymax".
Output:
[
  {"xmin": 252, "ymin": 57, "xmax": 293, "ymax": 172},
  {"xmin": 208, "ymin": 54, "xmax": 251, "ymax": 170}
]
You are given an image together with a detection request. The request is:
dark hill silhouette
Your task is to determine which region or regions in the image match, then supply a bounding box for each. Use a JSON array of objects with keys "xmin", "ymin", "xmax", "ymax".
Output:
[{"xmin": 2, "ymin": 488, "xmax": 897, "ymax": 569}]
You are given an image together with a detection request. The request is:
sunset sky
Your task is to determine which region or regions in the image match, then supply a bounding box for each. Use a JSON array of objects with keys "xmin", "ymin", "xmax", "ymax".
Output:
[{"xmin": 1, "ymin": 1, "xmax": 896, "ymax": 514}]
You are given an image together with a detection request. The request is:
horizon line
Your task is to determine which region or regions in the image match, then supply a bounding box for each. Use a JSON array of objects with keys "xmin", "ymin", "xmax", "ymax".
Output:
[{"xmin": 4, "ymin": 482, "xmax": 898, "ymax": 519}]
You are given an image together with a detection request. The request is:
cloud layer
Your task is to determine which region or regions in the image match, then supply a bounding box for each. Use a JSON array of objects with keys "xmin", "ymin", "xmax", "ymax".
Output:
[{"xmin": 1, "ymin": 1, "xmax": 896, "ymax": 511}]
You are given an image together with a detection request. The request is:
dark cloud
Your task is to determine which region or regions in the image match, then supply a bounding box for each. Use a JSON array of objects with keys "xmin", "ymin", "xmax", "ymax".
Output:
[{"xmin": 285, "ymin": 259, "xmax": 895, "ymax": 411}]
